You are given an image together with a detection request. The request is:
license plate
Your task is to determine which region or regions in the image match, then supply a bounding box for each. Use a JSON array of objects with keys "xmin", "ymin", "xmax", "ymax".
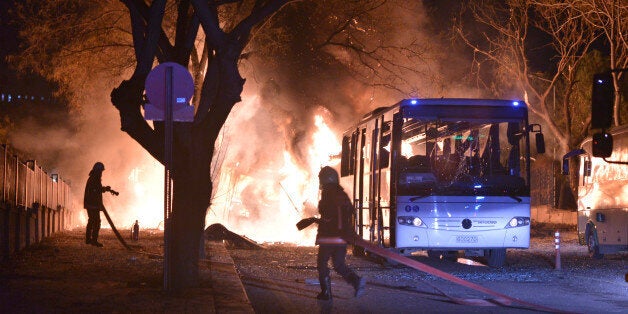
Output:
[{"xmin": 456, "ymin": 235, "xmax": 478, "ymax": 243}]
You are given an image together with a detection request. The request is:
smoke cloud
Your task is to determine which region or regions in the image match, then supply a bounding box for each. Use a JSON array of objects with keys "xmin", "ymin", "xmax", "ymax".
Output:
[
  {"xmin": 8, "ymin": 2, "xmax": 481, "ymax": 245},
  {"xmin": 10, "ymin": 74, "xmax": 165, "ymax": 231}
]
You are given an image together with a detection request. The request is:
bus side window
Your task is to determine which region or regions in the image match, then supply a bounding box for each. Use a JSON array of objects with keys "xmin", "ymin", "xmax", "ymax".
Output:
[
  {"xmin": 581, "ymin": 157, "xmax": 592, "ymax": 186},
  {"xmin": 379, "ymin": 122, "xmax": 391, "ymax": 168},
  {"xmin": 341, "ymin": 135, "xmax": 351, "ymax": 177},
  {"xmin": 584, "ymin": 159, "xmax": 592, "ymax": 177},
  {"xmin": 379, "ymin": 135, "xmax": 390, "ymax": 168}
]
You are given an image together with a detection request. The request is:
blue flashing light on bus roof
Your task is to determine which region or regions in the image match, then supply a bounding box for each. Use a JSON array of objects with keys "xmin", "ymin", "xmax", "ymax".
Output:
[
  {"xmin": 410, "ymin": 99, "xmax": 418, "ymax": 105},
  {"xmin": 513, "ymin": 101, "xmax": 520, "ymax": 107}
]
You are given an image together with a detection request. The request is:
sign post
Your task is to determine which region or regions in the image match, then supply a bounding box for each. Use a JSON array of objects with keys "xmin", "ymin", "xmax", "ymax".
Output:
[{"xmin": 144, "ymin": 62, "xmax": 194, "ymax": 291}]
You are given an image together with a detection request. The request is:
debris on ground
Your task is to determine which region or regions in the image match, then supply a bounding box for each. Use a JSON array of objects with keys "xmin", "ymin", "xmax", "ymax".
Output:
[{"xmin": 205, "ymin": 223, "xmax": 264, "ymax": 250}]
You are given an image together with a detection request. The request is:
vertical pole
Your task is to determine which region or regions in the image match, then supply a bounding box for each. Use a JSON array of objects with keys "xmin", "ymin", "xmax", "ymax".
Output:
[
  {"xmin": 554, "ymin": 230, "xmax": 561, "ymax": 270},
  {"xmin": 14, "ymin": 155, "xmax": 19, "ymax": 207},
  {"xmin": 164, "ymin": 66, "xmax": 174, "ymax": 291},
  {"xmin": 1, "ymin": 145, "xmax": 5, "ymax": 202}
]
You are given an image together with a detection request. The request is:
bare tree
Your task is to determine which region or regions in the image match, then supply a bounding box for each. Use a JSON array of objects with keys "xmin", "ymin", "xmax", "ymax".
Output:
[
  {"xmin": 454, "ymin": 0, "xmax": 599, "ymax": 154},
  {"xmin": 310, "ymin": 1, "xmax": 440, "ymax": 96},
  {"xmin": 575, "ymin": 0, "xmax": 628, "ymax": 126}
]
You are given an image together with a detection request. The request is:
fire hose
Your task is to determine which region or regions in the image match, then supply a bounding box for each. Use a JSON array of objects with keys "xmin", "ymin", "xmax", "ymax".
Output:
[
  {"xmin": 296, "ymin": 217, "xmax": 571, "ymax": 313},
  {"xmin": 102, "ymin": 189, "xmax": 134, "ymax": 251}
]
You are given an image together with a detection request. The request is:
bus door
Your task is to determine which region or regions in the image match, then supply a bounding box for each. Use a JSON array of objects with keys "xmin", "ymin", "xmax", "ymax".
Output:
[
  {"xmin": 342, "ymin": 129, "xmax": 362, "ymax": 238},
  {"xmin": 344, "ymin": 115, "xmax": 393, "ymax": 247},
  {"xmin": 577, "ymin": 154, "xmax": 593, "ymax": 241},
  {"xmin": 389, "ymin": 112, "xmax": 403, "ymax": 247},
  {"xmin": 369, "ymin": 118, "xmax": 380, "ymax": 245},
  {"xmin": 370, "ymin": 116, "xmax": 393, "ymax": 247},
  {"xmin": 355, "ymin": 127, "xmax": 368, "ymax": 240}
]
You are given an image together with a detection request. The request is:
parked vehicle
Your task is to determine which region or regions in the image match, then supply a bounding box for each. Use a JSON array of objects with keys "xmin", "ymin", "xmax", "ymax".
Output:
[
  {"xmin": 563, "ymin": 125, "xmax": 628, "ymax": 258},
  {"xmin": 339, "ymin": 98, "xmax": 545, "ymax": 267}
]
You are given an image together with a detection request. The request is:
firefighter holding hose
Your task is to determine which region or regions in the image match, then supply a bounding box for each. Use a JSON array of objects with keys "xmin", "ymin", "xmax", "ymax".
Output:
[
  {"xmin": 83, "ymin": 162, "xmax": 118, "ymax": 247},
  {"xmin": 310, "ymin": 166, "xmax": 366, "ymax": 300}
]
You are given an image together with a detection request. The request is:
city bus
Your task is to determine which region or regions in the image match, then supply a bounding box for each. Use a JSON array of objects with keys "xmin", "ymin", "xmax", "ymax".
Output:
[
  {"xmin": 562, "ymin": 125, "xmax": 628, "ymax": 258},
  {"xmin": 339, "ymin": 98, "xmax": 545, "ymax": 267}
]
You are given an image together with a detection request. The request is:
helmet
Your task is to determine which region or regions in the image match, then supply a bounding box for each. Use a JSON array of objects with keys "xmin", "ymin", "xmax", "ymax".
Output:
[
  {"xmin": 92, "ymin": 162, "xmax": 105, "ymax": 172},
  {"xmin": 318, "ymin": 166, "xmax": 339, "ymax": 186}
]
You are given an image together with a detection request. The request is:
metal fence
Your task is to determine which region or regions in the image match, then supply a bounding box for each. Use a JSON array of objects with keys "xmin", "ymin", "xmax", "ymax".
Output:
[{"xmin": 1, "ymin": 144, "xmax": 74, "ymax": 260}]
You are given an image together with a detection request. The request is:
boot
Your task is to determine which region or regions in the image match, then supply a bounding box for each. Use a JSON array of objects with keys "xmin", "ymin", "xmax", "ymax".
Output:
[
  {"xmin": 349, "ymin": 273, "xmax": 366, "ymax": 297},
  {"xmin": 316, "ymin": 276, "xmax": 332, "ymax": 300}
]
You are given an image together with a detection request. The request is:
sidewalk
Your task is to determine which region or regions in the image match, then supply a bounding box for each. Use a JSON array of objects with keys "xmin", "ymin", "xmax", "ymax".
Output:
[
  {"xmin": 206, "ymin": 240, "xmax": 255, "ymax": 313},
  {"xmin": 0, "ymin": 228, "xmax": 254, "ymax": 313}
]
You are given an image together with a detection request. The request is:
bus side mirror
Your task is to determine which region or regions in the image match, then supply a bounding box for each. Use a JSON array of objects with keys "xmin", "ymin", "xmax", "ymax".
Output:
[
  {"xmin": 535, "ymin": 133, "xmax": 545, "ymax": 154},
  {"xmin": 529, "ymin": 124, "xmax": 545, "ymax": 154},
  {"xmin": 592, "ymin": 132, "xmax": 613, "ymax": 158},
  {"xmin": 591, "ymin": 73, "xmax": 614, "ymax": 129}
]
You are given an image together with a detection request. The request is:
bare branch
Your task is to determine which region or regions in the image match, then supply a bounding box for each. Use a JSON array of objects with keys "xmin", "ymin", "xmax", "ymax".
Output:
[{"xmin": 190, "ymin": 0, "xmax": 227, "ymax": 48}]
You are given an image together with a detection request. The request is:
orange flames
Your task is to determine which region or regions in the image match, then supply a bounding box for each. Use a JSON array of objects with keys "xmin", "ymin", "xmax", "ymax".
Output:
[
  {"xmin": 93, "ymin": 100, "xmax": 342, "ymax": 246},
  {"xmin": 208, "ymin": 111, "xmax": 342, "ymax": 245}
]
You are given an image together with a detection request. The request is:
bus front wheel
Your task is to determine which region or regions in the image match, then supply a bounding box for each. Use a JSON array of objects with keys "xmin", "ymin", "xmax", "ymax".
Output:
[{"xmin": 484, "ymin": 249, "xmax": 506, "ymax": 267}]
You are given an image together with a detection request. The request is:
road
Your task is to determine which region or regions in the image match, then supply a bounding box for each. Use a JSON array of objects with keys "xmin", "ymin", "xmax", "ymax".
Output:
[{"xmin": 229, "ymin": 230, "xmax": 627, "ymax": 313}]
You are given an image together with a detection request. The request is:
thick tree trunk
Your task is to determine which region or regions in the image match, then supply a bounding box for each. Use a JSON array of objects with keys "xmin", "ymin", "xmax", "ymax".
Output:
[
  {"xmin": 170, "ymin": 174, "xmax": 209, "ymax": 289},
  {"xmin": 167, "ymin": 126, "xmax": 215, "ymax": 290}
]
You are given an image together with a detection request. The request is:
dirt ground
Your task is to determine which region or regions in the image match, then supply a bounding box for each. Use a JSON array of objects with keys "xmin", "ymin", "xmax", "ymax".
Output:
[
  {"xmin": 0, "ymin": 228, "xmax": 218, "ymax": 313},
  {"xmin": 1, "ymin": 223, "xmax": 622, "ymax": 313}
]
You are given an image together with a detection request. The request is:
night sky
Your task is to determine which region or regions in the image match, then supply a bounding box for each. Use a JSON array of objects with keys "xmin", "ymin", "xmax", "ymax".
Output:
[
  {"xmin": 1, "ymin": 9, "xmax": 65, "ymax": 165},
  {"xmin": 1, "ymin": 0, "xmax": 18, "ymax": 88}
]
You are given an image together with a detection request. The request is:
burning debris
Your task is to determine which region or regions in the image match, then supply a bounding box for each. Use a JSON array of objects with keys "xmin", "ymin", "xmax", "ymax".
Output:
[{"xmin": 204, "ymin": 223, "xmax": 264, "ymax": 250}]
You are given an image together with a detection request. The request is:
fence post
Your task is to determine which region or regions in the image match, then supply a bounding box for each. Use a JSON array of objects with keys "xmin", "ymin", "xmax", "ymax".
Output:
[{"xmin": 554, "ymin": 230, "xmax": 561, "ymax": 270}]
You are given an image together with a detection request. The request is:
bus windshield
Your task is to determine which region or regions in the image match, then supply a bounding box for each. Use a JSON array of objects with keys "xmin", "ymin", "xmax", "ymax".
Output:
[{"xmin": 397, "ymin": 119, "xmax": 529, "ymax": 198}]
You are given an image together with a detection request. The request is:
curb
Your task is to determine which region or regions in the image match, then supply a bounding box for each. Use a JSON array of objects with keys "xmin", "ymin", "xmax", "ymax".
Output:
[{"xmin": 206, "ymin": 241, "xmax": 255, "ymax": 313}]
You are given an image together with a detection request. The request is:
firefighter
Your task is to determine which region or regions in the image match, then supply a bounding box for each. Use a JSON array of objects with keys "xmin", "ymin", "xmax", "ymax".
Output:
[
  {"xmin": 315, "ymin": 166, "xmax": 366, "ymax": 300},
  {"xmin": 83, "ymin": 162, "xmax": 115, "ymax": 247}
]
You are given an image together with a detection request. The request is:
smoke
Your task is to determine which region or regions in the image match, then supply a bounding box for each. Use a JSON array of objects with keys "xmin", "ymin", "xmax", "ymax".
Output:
[
  {"xmin": 7, "ymin": 1, "xmax": 483, "ymax": 245},
  {"xmin": 9, "ymin": 75, "xmax": 165, "ymax": 230}
]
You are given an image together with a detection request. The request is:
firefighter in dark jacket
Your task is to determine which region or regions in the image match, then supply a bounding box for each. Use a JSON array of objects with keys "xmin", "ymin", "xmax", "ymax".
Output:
[
  {"xmin": 83, "ymin": 162, "xmax": 114, "ymax": 247},
  {"xmin": 315, "ymin": 166, "xmax": 366, "ymax": 300}
]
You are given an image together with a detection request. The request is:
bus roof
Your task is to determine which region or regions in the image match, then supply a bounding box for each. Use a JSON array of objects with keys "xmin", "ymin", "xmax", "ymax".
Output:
[
  {"xmin": 359, "ymin": 98, "xmax": 528, "ymax": 124},
  {"xmin": 397, "ymin": 98, "xmax": 526, "ymax": 108}
]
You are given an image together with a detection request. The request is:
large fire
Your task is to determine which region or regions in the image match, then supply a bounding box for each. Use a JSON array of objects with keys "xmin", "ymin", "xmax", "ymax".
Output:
[
  {"xmin": 207, "ymin": 111, "xmax": 342, "ymax": 245},
  {"xmin": 94, "ymin": 100, "xmax": 342, "ymax": 246}
]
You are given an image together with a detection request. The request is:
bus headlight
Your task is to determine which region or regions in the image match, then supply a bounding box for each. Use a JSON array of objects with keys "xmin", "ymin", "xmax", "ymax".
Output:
[
  {"xmin": 412, "ymin": 217, "xmax": 423, "ymax": 227},
  {"xmin": 397, "ymin": 216, "xmax": 426, "ymax": 228},
  {"xmin": 506, "ymin": 217, "xmax": 530, "ymax": 228}
]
